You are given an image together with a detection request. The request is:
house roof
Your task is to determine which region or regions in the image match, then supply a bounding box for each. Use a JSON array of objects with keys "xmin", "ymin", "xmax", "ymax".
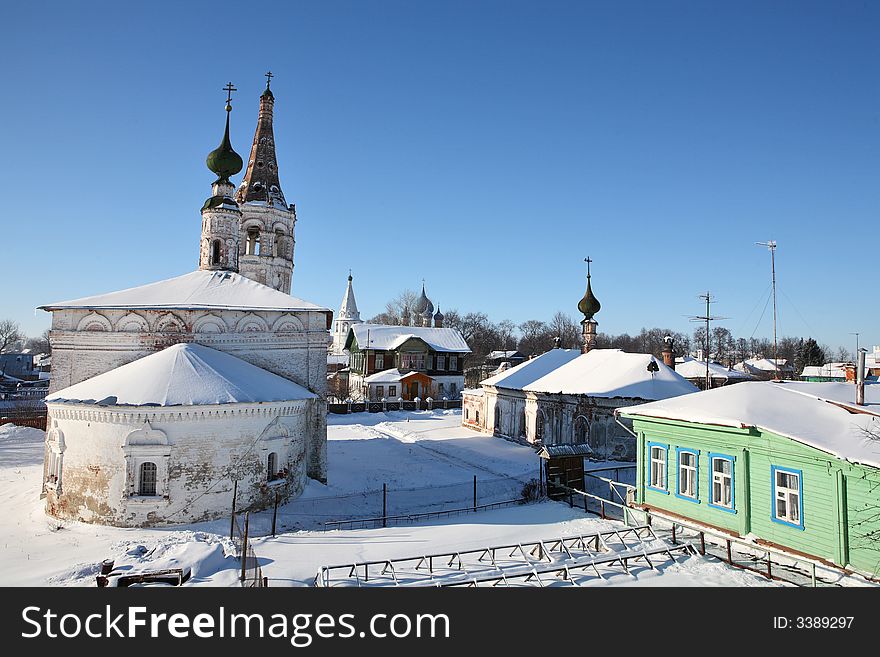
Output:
[
  {"xmin": 364, "ymin": 368, "xmax": 429, "ymax": 384},
  {"xmin": 39, "ymin": 270, "xmax": 329, "ymax": 314},
  {"xmin": 347, "ymin": 324, "xmax": 470, "ymax": 353},
  {"xmin": 674, "ymin": 357, "xmax": 752, "ymax": 381},
  {"xmin": 483, "ymin": 349, "xmax": 698, "ymax": 401},
  {"xmin": 46, "ymin": 343, "xmax": 316, "ymax": 407},
  {"xmin": 619, "ymin": 381, "xmax": 880, "ymax": 469},
  {"xmin": 487, "ymin": 350, "xmax": 525, "ymax": 360},
  {"xmin": 481, "ymin": 349, "xmax": 581, "ymax": 389}
]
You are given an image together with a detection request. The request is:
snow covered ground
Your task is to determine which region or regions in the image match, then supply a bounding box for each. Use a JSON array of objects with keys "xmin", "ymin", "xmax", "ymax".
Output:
[{"xmin": 0, "ymin": 412, "xmax": 786, "ymax": 587}]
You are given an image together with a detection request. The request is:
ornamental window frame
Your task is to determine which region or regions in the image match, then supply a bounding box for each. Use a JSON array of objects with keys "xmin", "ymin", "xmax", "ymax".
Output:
[
  {"xmin": 647, "ymin": 442, "xmax": 668, "ymax": 493},
  {"xmin": 675, "ymin": 448, "xmax": 699, "ymax": 502},
  {"xmin": 708, "ymin": 453, "xmax": 736, "ymax": 513},
  {"xmin": 771, "ymin": 465, "xmax": 805, "ymax": 530},
  {"xmin": 123, "ymin": 422, "xmax": 171, "ymax": 500}
]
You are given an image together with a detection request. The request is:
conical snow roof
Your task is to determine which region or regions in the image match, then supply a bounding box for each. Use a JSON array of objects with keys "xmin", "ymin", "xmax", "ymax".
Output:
[
  {"xmin": 338, "ymin": 274, "xmax": 361, "ymax": 321},
  {"xmin": 46, "ymin": 343, "xmax": 316, "ymax": 407}
]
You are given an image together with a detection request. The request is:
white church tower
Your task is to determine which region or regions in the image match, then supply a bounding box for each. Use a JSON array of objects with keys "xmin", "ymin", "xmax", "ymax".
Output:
[
  {"xmin": 331, "ymin": 272, "xmax": 363, "ymax": 354},
  {"xmin": 200, "ymin": 83, "xmax": 243, "ymax": 273},
  {"xmin": 235, "ymin": 72, "xmax": 297, "ymax": 293}
]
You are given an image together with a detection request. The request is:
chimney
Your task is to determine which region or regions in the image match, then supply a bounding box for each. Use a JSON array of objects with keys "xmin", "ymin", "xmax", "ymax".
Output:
[
  {"xmin": 661, "ymin": 335, "xmax": 675, "ymax": 370},
  {"xmin": 856, "ymin": 348, "xmax": 866, "ymax": 406}
]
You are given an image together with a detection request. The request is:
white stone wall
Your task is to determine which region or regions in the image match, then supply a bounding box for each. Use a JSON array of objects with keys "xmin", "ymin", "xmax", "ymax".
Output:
[
  {"xmin": 480, "ymin": 387, "xmax": 640, "ymax": 461},
  {"xmin": 44, "ymin": 401, "xmax": 312, "ymax": 526},
  {"xmin": 47, "ymin": 306, "xmax": 330, "ymax": 481}
]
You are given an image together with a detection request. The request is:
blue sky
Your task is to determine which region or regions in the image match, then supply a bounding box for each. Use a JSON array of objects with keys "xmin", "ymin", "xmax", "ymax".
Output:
[{"xmin": 1, "ymin": 1, "xmax": 877, "ymax": 351}]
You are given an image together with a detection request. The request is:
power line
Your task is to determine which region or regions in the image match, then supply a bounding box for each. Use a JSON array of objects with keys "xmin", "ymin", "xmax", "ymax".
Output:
[{"xmin": 689, "ymin": 291, "xmax": 729, "ymax": 389}]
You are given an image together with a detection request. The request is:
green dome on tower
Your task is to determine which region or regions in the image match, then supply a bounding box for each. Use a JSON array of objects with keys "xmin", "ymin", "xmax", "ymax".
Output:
[
  {"xmin": 577, "ymin": 257, "xmax": 601, "ymax": 321},
  {"xmin": 206, "ymin": 93, "xmax": 243, "ymax": 184}
]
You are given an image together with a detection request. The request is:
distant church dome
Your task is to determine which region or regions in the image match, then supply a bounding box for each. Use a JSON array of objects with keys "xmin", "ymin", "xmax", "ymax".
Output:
[{"xmin": 414, "ymin": 282, "xmax": 434, "ymax": 316}]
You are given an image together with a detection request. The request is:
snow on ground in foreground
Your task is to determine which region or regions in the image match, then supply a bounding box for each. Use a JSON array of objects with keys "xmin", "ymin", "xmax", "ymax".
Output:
[{"xmin": 0, "ymin": 412, "xmax": 778, "ymax": 587}]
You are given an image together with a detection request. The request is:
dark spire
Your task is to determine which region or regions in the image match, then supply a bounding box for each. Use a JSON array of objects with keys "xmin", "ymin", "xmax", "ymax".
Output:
[
  {"xmin": 235, "ymin": 74, "xmax": 286, "ymax": 206},
  {"xmin": 206, "ymin": 83, "xmax": 243, "ymax": 185},
  {"xmin": 577, "ymin": 257, "xmax": 601, "ymax": 320}
]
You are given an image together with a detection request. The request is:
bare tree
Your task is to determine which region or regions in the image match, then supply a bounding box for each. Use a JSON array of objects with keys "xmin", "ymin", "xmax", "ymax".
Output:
[
  {"xmin": 0, "ymin": 320, "xmax": 23, "ymax": 354},
  {"xmin": 548, "ymin": 311, "xmax": 580, "ymax": 349},
  {"xmin": 368, "ymin": 289, "xmax": 419, "ymax": 326},
  {"xmin": 25, "ymin": 328, "xmax": 51, "ymax": 355},
  {"xmin": 497, "ymin": 320, "xmax": 517, "ymax": 351},
  {"xmin": 518, "ymin": 320, "xmax": 553, "ymax": 357}
]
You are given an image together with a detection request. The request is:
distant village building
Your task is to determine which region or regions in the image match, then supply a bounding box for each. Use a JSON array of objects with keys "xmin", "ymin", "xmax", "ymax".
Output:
[
  {"xmin": 462, "ymin": 263, "xmax": 698, "ymax": 466},
  {"xmin": 38, "ymin": 79, "xmax": 331, "ymax": 526},
  {"xmin": 800, "ymin": 363, "xmax": 848, "ymax": 382},
  {"xmin": 0, "ymin": 353, "xmax": 38, "ymax": 381},
  {"xmin": 620, "ymin": 380, "xmax": 880, "ymax": 578},
  {"xmin": 733, "ymin": 357, "xmax": 795, "ymax": 380},
  {"xmin": 674, "ymin": 356, "xmax": 752, "ymax": 390},
  {"xmin": 345, "ymin": 324, "xmax": 470, "ymax": 401}
]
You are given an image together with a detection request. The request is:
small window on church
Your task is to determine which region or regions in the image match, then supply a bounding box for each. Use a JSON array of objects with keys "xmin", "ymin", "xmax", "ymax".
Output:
[
  {"xmin": 139, "ymin": 462, "xmax": 157, "ymax": 496},
  {"xmin": 246, "ymin": 228, "xmax": 260, "ymax": 256},
  {"xmin": 267, "ymin": 452, "xmax": 279, "ymax": 481},
  {"xmin": 274, "ymin": 230, "xmax": 284, "ymax": 257},
  {"xmin": 211, "ymin": 240, "xmax": 221, "ymax": 265}
]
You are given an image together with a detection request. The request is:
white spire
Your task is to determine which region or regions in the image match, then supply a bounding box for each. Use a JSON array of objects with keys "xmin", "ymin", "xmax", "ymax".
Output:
[
  {"xmin": 338, "ymin": 272, "xmax": 361, "ymax": 321},
  {"xmin": 330, "ymin": 272, "xmax": 363, "ymax": 355}
]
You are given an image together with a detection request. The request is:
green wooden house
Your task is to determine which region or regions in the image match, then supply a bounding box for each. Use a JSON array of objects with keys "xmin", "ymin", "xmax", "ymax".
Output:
[{"xmin": 619, "ymin": 380, "xmax": 880, "ymax": 578}]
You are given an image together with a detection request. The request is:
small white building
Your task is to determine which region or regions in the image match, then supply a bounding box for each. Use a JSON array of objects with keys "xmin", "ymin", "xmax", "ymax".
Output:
[
  {"xmin": 674, "ymin": 356, "xmax": 752, "ymax": 389},
  {"xmin": 463, "ymin": 348, "xmax": 698, "ymax": 460},
  {"xmin": 44, "ymin": 343, "xmax": 316, "ymax": 527}
]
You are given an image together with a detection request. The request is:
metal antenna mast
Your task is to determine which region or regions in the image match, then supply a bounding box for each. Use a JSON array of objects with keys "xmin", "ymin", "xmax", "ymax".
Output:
[
  {"xmin": 849, "ymin": 332, "xmax": 860, "ymax": 362},
  {"xmin": 756, "ymin": 241, "xmax": 779, "ymax": 379},
  {"xmin": 689, "ymin": 292, "xmax": 728, "ymax": 390}
]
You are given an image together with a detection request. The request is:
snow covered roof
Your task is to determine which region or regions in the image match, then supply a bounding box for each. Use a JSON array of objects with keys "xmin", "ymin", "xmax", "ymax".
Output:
[
  {"xmin": 733, "ymin": 357, "xmax": 794, "ymax": 374},
  {"xmin": 364, "ymin": 368, "xmax": 408, "ymax": 384},
  {"xmin": 619, "ymin": 381, "xmax": 880, "ymax": 469},
  {"xmin": 481, "ymin": 349, "xmax": 581, "ymax": 389},
  {"xmin": 40, "ymin": 270, "xmax": 330, "ymax": 314},
  {"xmin": 674, "ymin": 357, "xmax": 751, "ymax": 381},
  {"xmin": 461, "ymin": 388, "xmax": 485, "ymax": 397},
  {"xmin": 483, "ymin": 349, "xmax": 698, "ymax": 401},
  {"xmin": 801, "ymin": 363, "xmax": 848, "ymax": 378},
  {"xmin": 347, "ymin": 324, "xmax": 470, "ymax": 353},
  {"xmin": 487, "ymin": 350, "xmax": 524, "ymax": 360},
  {"xmin": 46, "ymin": 343, "xmax": 316, "ymax": 407},
  {"xmin": 337, "ymin": 276, "xmax": 361, "ymax": 321}
]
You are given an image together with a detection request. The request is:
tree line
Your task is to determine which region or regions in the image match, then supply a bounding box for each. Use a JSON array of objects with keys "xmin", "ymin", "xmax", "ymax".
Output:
[{"xmin": 369, "ymin": 290, "xmax": 855, "ymax": 371}]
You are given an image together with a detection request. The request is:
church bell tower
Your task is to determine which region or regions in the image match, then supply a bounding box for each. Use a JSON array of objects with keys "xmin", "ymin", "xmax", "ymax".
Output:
[
  {"xmin": 199, "ymin": 83, "xmax": 243, "ymax": 273},
  {"xmin": 235, "ymin": 72, "xmax": 297, "ymax": 293}
]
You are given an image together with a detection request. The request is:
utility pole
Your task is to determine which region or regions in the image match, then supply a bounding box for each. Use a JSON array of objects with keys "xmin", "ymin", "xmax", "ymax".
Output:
[
  {"xmin": 689, "ymin": 292, "xmax": 727, "ymax": 390},
  {"xmin": 849, "ymin": 332, "xmax": 860, "ymax": 363},
  {"xmin": 756, "ymin": 240, "xmax": 779, "ymax": 380}
]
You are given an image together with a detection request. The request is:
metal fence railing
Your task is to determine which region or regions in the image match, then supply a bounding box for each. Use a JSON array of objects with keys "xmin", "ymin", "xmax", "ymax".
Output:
[
  {"xmin": 230, "ymin": 511, "xmax": 267, "ymax": 588},
  {"xmin": 555, "ymin": 477, "xmax": 875, "ymax": 588},
  {"xmin": 238, "ymin": 473, "xmax": 539, "ymax": 537},
  {"xmin": 327, "ymin": 400, "xmax": 462, "ymax": 414}
]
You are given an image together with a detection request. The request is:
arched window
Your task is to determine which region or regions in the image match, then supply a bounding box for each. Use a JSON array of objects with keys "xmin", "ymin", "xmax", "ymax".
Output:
[
  {"xmin": 267, "ymin": 452, "xmax": 279, "ymax": 481},
  {"xmin": 211, "ymin": 240, "xmax": 221, "ymax": 265},
  {"xmin": 494, "ymin": 404, "xmax": 503, "ymax": 435},
  {"xmin": 535, "ymin": 410, "xmax": 545, "ymax": 442},
  {"xmin": 274, "ymin": 230, "xmax": 285, "ymax": 257},
  {"xmin": 573, "ymin": 415, "xmax": 589, "ymax": 445},
  {"xmin": 139, "ymin": 462, "xmax": 157, "ymax": 496},
  {"xmin": 246, "ymin": 227, "xmax": 260, "ymax": 255}
]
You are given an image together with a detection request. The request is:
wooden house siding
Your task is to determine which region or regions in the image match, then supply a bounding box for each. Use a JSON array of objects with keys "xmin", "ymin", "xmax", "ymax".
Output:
[{"xmin": 631, "ymin": 416, "xmax": 880, "ymax": 576}]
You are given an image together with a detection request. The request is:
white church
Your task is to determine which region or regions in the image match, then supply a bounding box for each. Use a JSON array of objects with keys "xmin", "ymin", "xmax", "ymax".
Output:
[{"xmin": 38, "ymin": 78, "xmax": 331, "ymax": 527}]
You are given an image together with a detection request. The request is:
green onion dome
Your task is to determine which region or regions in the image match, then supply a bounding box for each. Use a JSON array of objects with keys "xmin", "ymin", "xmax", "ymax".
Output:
[
  {"xmin": 206, "ymin": 103, "xmax": 243, "ymax": 184},
  {"xmin": 578, "ymin": 277, "xmax": 601, "ymax": 321}
]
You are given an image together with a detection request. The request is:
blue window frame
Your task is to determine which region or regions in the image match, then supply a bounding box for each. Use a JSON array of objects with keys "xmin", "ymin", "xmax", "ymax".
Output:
[
  {"xmin": 647, "ymin": 442, "xmax": 669, "ymax": 494},
  {"xmin": 708, "ymin": 453, "xmax": 736, "ymax": 514},
  {"xmin": 771, "ymin": 465, "xmax": 805, "ymax": 530},
  {"xmin": 675, "ymin": 448, "xmax": 699, "ymax": 503}
]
